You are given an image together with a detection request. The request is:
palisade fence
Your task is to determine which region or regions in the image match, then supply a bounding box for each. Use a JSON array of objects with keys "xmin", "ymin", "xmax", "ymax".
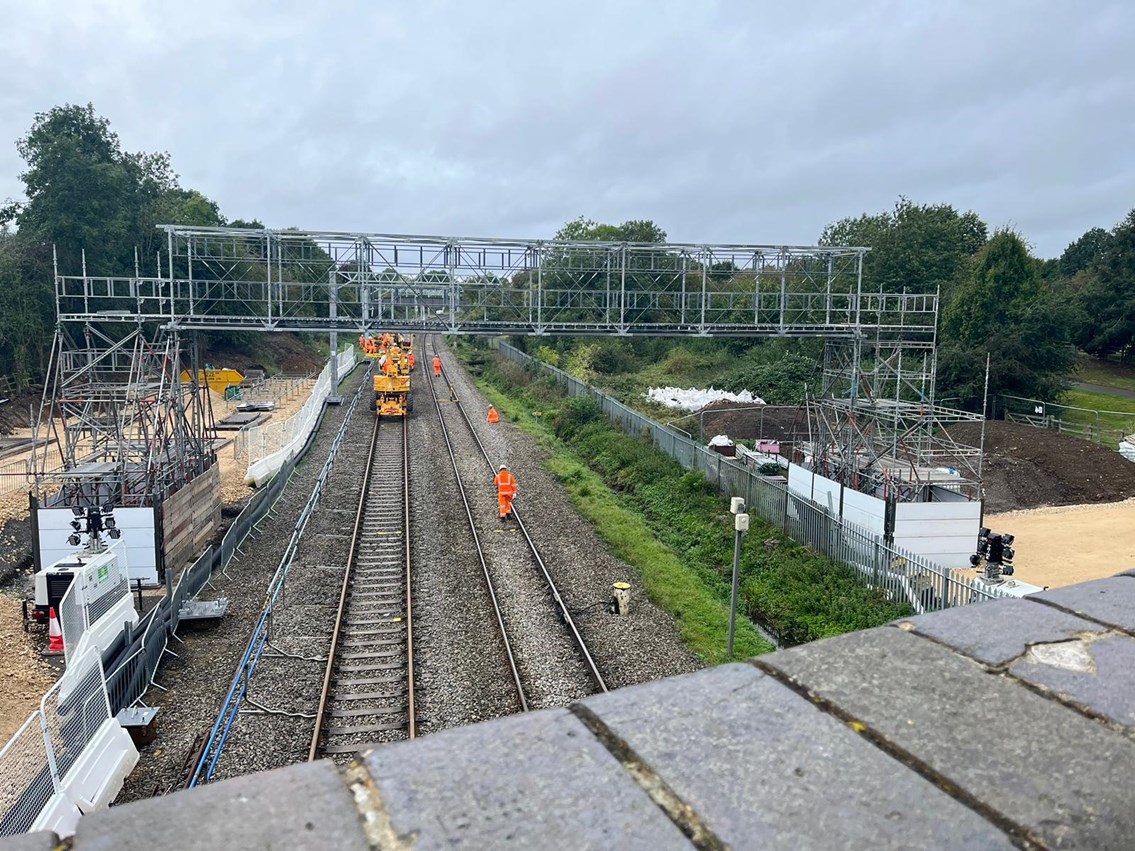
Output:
[
  {"xmin": 492, "ymin": 341, "xmax": 1006, "ymax": 635},
  {"xmin": 0, "ymin": 354, "xmax": 361, "ymax": 837}
]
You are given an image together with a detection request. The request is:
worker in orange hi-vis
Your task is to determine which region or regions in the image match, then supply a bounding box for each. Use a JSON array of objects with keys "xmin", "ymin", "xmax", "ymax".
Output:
[
  {"xmin": 495, "ymin": 464, "xmax": 517, "ymax": 521},
  {"xmin": 408, "ymin": 351, "xmax": 416, "ymax": 370},
  {"xmin": 487, "ymin": 405, "xmax": 499, "ymax": 424},
  {"xmin": 433, "ymin": 356, "xmax": 442, "ymax": 377}
]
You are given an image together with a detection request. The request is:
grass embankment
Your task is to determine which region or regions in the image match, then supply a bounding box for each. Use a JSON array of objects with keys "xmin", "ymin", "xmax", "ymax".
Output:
[
  {"xmin": 1076, "ymin": 355, "xmax": 1135, "ymax": 393},
  {"xmin": 457, "ymin": 343, "xmax": 911, "ymax": 660},
  {"xmin": 1058, "ymin": 389, "xmax": 1135, "ymax": 439}
]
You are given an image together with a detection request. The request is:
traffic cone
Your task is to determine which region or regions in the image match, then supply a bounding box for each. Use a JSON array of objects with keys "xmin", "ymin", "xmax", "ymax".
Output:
[{"xmin": 47, "ymin": 607, "xmax": 64, "ymax": 653}]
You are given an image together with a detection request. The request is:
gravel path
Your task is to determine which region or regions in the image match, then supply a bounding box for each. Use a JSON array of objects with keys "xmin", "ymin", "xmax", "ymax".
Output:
[{"xmin": 431, "ymin": 339, "xmax": 702, "ymax": 692}]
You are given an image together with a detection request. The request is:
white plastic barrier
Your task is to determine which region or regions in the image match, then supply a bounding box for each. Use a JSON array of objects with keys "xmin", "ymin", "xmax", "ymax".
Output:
[
  {"xmin": 245, "ymin": 347, "xmax": 356, "ymax": 487},
  {"xmin": 0, "ymin": 647, "xmax": 137, "ymax": 838}
]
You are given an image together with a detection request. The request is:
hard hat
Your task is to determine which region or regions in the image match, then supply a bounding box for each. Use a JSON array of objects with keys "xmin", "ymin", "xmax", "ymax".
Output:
[{"xmin": 499, "ymin": 464, "xmax": 507, "ymax": 471}]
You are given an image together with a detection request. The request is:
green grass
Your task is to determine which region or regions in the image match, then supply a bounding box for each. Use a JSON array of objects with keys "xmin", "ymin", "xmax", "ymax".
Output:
[
  {"xmin": 458, "ymin": 340, "xmax": 911, "ymax": 656},
  {"xmin": 1063, "ymin": 389, "xmax": 1135, "ymax": 414},
  {"xmin": 1076, "ymin": 354, "xmax": 1135, "ymax": 393},
  {"xmin": 1058, "ymin": 388, "xmax": 1135, "ymax": 439}
]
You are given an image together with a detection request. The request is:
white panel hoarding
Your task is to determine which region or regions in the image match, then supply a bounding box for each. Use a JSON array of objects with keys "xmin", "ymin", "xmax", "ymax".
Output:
[{"xmin": 37, "ymin": 507, "xmax": 158, "ymax": 585}]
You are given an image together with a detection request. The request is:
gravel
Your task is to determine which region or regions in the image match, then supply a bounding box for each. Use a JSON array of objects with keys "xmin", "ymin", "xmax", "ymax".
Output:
[
  {"xmin": 427, "ymin": 350, "xmax": 594, "ymax": 710},
  {"xmin": 430, "ymin": 339, "xmax": 702, "ymax": 693},
  {"xmin": 115, "ymin": 337, "xmax": 702, "ymax": 799},
  {"xmin": 115, "ymin": 366, "xmax": 371, "ymax": 801}
]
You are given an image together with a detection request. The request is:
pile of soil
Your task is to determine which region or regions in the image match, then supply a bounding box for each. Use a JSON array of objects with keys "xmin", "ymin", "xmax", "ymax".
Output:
[
  {"xmin": 696, "ymin": 401, "xmax": 806, "ymax": 443},
  {"xmin": 0, "ymin": 391, "xmax": 40, "ymax": 435},
  {"xmin": 946, "ymin": 421, "xmax": 1135, "ymax": 512},
  {"xmin": 203, "ymin": 332, "xmax": 322, "ymax": 376}
]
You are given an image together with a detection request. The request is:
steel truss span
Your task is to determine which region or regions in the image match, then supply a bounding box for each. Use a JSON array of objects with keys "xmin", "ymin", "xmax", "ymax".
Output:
[{"xmin": 53, "ymin": 226, "xmax": 936, "ymax": 341}]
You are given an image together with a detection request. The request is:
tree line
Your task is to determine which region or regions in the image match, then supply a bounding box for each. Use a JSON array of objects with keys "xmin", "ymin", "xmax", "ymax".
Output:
[{"xmin": 0, "ymin": 104, "xmax": 238, "ymax": 391}]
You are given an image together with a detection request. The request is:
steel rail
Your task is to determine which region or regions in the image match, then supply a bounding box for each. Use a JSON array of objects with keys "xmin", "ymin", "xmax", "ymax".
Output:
[
  {"xmin": 431, "ymin": 339, "xmax": 608, "ymax": 696},
  {"xmin": 307, "ymin": 413, "xmax": 380, "ymax": 761},
  {"xmin": 402, "ymin": 415, "xmax": 416, "ymax": 739},
  {"xmin": 424, "ymin": 340, "xmax": 528, "ymax": 712}
]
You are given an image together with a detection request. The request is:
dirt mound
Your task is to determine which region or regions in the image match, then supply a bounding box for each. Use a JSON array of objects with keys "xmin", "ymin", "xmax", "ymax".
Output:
[
  {"xmin": 696, "ymin": 401, "xmax": 806, "ymax": 443},
  {"xmin": 0, "ymin": 391, "xmax": 40, "ymax": 435},
  {"xmin": 947, "ymin": 421, "xmax": 1135, "ymax": 512},
  {"xmin": 203, "ymin": 332, "xmax": 322, "ymax": 376}
]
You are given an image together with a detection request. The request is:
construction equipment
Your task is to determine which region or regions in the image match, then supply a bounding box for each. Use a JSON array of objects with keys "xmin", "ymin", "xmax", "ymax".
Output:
[
  {"xmin": 179, "ymin": 367, "xmax": 244, "ymax": 396},
  {"xmin": 374, "ymin": 335, "xmax": 414, "ymax": 417},
  {"xmin": 25, "ymin": 505, "xmax": 138, "ymax": 659}
]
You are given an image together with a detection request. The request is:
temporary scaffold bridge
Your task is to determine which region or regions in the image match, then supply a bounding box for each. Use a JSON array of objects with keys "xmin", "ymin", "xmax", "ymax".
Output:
[
  {"xmin": 41, "ymin": 226, "xmax": 981, "ymax": 501},
  {"xmin": 53, "ymin": 226, "xmax": 940, "ymax": 341}
]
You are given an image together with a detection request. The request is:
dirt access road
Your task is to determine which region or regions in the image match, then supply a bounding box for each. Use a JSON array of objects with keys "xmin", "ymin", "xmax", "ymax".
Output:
[{"xmin": 986, "ymin": 498, "xmax": 1135, "ymax": 589}]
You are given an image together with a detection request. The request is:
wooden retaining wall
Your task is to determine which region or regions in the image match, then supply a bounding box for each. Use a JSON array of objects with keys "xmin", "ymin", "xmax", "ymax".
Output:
[{"xmin": 160, "ymin": 463, "xmax": 220, "ymax": 579}]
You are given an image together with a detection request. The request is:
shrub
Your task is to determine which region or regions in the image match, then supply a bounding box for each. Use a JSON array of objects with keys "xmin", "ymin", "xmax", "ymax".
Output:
[
  {"xmin": 661, "ymin": 347, "xmax": 699, "ymax": 375},
  {"xmin": 534, "ymin": 346, "xmax": 560, "ymax": 367}
]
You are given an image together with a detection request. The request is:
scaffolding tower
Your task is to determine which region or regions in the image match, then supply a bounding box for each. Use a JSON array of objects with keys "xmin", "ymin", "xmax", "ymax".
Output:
[
  {"xmin": 807, "ymin": 296, "xmax": 984, "ymax": 502},
  {"xmin": 31, "ymin": 323, "xmax": 217, "ymax": 509}
]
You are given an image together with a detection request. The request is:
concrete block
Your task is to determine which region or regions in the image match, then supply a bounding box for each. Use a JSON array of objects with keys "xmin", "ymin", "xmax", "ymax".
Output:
[
  {"xmin": 763, "ymin": 627, "xmax": 1135, "ymax": 849},
  {"xmin": 894, "ymin": 597, "xmax": 1107, "ymax": 665},
  {"xmin": 1028, "ymin": 576, "xmax": 1135, "ymax": 632},
  {"xmin": 581, "ymin": 663, "xmax": 1012, "ymax": 849},
  {"xmin": 0, "ymin": 832, "xmax": 59, "ymax": 851},
  {"xmin": 72, "ymin": 760, "xmax": 366, "ymax": 851},
  {"xmin": 1009, "ymin": 633, "xmax": 1135, "ymax": 727},
  {"xmin": 363, "ymin": 708, "xmax": 690, "ymax": 850}
]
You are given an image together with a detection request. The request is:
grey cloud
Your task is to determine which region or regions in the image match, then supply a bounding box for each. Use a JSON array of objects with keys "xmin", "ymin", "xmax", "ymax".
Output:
[{"xmin": 0, "ymin": 0, "xmax": 1132, "ymax": 256}]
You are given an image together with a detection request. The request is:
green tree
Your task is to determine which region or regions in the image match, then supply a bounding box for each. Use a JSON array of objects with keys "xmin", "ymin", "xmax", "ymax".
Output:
[
  {"xmin": 555, "ymin": 216, "xmax": 667, "ymax": 244},
  {"xmin": 938, "ymin": 231, "xmax": 1075, "ymax": 408},
  {"xmin": 0, "ymin": 231, "xmax": 53, "ymax": 389},
  {"xmin": 820, "ymin": 197, "xmax": 987, "ymax": 300},
  {"xmin": 1076, "ymin": 210, "xmax": 1135, "ymax": 361},
  {"xmin": 1060, "ymin": 226, "xmax": 1111, "ymax": 277}
]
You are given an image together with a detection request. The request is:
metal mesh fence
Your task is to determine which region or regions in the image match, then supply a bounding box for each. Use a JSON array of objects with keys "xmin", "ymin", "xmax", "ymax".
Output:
[
  {"xmin": 58, "ymin": 579, "xmax": 86, "ymax": 666},
  {"xmin": 0, "ymin": 715, "xmax": 55, "ymax": 836},
  {"xmin": 242, "ymin": 347, "xmax": 355, "ymax": 467},
  {"xmin": 0, "ymin": 456, "xmax": 29, "ymax": 497},
  {"xmin": 58, "ymin": 543, "xmax": 130, "ymax": 665},
  {"xmin": 40, "ymin": 654, "xmax": 110, "ymax": 782},
  {"xmin": 494, "ymin": 341, "xmax": 1005, "ymax": 614}
]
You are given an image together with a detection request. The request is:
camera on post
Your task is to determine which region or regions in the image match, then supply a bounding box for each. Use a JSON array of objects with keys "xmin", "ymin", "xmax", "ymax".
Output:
[{"xmin": 970, "ymin": 527, "xmax": 1015, "ymax": 582}]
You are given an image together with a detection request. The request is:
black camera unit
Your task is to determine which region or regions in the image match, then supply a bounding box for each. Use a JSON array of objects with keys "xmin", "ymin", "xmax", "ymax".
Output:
[{"xmin": 970, "ymin": 527, "xmax": 1016, "ymax": 582}]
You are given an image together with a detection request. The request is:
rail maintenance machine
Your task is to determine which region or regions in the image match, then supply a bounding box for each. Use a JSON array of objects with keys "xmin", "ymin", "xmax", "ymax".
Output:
[{"xmin": 362, "ymin": 333, "xmax": 414, "ymax": 417}]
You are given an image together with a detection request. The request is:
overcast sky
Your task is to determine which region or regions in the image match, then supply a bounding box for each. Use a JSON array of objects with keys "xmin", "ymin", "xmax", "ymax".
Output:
[{"xmin": 0, "ymin": 1, "xmax": 1131, "ymax": 257}]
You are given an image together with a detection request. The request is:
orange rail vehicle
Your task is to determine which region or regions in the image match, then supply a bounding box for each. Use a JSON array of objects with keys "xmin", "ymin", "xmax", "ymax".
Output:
[{"xmin": 373, "ymin": 334, "xmax": 413, "ymax": 417}]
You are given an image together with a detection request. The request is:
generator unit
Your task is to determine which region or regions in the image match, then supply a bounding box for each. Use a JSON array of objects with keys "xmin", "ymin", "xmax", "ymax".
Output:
[
  {"xmin": 26, "ymin": 506, "xmax": 138, "ymax": 651},
  {"xmin": 373, "ymin": 335, "xmax": 414, "ymax": 417}
]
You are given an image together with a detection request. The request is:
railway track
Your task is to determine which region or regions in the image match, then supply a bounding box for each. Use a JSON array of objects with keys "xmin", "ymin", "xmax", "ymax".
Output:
[
  {"xmin": 426, "ymin": 338, "xmax": 608, "ymax": 703},
  {"xmin": 309, "ymin": 413, "xmax": 415, "ymax": 759}
]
